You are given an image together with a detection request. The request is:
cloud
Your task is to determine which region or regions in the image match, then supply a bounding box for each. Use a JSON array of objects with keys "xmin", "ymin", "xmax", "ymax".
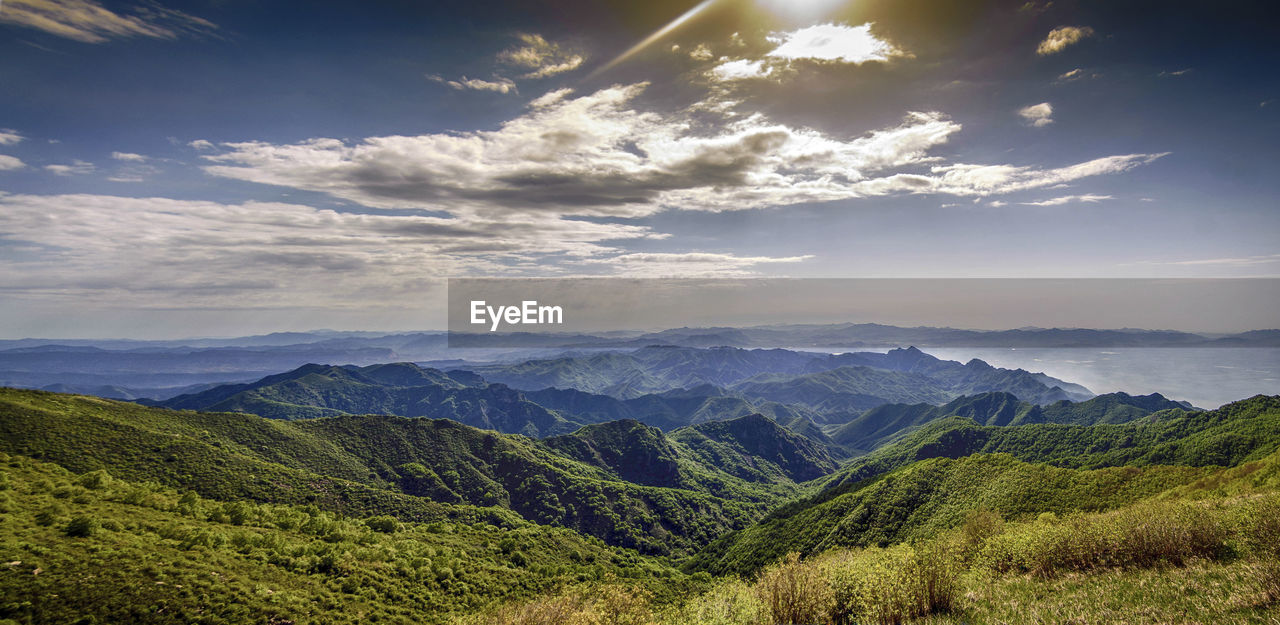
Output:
[
  {"xmin": 110, "ymin": 151, "xmax": 147, "ymax": 162},
  {"xmin": 199, "ymin": 85, "xmax": 970, "ymax": 217},
  {"xmin": 855, "ymin": 153, "xmax": 1167, "ymax": 197},
  {"xmin": 1036, "ymin": 26, "xmax": 1094, "ymax": 56},
  {"xmin": 1149, "ymin": 254, "xmax": 1280, "ymax": 267},
  {"xmin": 498, "ymin": 34, "xmax": 584, "ymax": 79},
  {"xmin": 0, "ymin": 155, "xmax": 26, "ymax": 170},
  {"xmin": 188, "ymin": 139, "xmax": 214, "ymax": 150},
  {"xmin": 45, "ymin": 160, "xmax": 95, "ymax": 175},
  {"xmin": 197, "ymin": 83, "xmax": 1165, "ymax": 220},
  {"xmin": 577, "ymin": 252, "xmax": 812, "ymax": 277},
  {"xmin": 0, "ymin": 0, "xmax": 217, "ymax": 43},
  {"xmin": 1158, "ymin": 68, "xmax": 1192, "ymax": 77},
  {"xmin": 688, "ymin": 43, "xmax": 714, "ymax": 61},
  {"xmin": 710, "ymin": 59, "xmax": 772, "ymax": 81},
  {"xmin": 1056, "ymin": 68, "xmax": 1098, "ymax": 82},
  {"xmin": 1018, "ymin": 102, "xmax": 1054, "ymax": 127},
  {"xmin": 428, "ymin": 75, "xmax": 517, "ymax": 94},
  {"xmin": 766, "ymin": 23, "xmax": 907, "ymax": 64},
  {"xmin": 0, "ymin": 129, "xmax": 22, "ymax": 145},
  {"xmin": 1020, "ymin": 193, "xmax": 1113, "ymax": 206},
  {"xmin": 0, "ymin": 193, "xmax": 664, "ymax": 306}
]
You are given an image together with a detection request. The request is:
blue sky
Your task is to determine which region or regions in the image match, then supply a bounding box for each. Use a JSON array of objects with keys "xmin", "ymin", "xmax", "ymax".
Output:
[{"xmin": 0, "ymin": 0, "xmax": 1277, "ymax": 337}]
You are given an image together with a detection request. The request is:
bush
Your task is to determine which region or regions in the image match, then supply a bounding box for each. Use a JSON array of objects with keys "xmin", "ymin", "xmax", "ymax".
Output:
[
  {"xmin": 365, "ymin": 515, "xmax": 399, "ymax": 533},
  {"xmin": 34, "ymin": 504, "xmax": 65, "ymax": 527},
  {"xmin": 755, "ymin": 552, "xmax": 833, "ymax": 625},
  {"xmin": 662, "ymin": 578, "xmax": 763, "ymax": 625},
  {"xmin": 77, "ymin": 470, "xmax": 114, "ymax": 491},
  {"xmin": 828, "ymin": 543, "xmax": 957, "ymax": 625},
  {"xmin": 467, "ymin": 584, "xmax": 651, "ymax": 625},
  {"xmin": 63, "ymin": 515, "xmax": 98, "ymax": 538},
  {"xmin": 979, "ymin": 501, "xmax": 1229, "ymax": 577}
]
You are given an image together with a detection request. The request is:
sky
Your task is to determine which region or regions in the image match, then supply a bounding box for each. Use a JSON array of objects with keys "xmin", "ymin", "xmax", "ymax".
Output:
[{"xmin": 0, "ymin": 0, "xmax": 1277, "ymax": 338}]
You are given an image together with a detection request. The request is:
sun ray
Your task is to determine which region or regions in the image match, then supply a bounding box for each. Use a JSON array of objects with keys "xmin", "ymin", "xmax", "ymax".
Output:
[{"xmin": 585, "ymin": 0, "xmax": 718, "ymax": 80}]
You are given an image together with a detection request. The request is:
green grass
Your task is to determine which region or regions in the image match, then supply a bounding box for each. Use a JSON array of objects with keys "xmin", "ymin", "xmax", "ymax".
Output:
[
  {"xmin": 0, "ymin": 388, "xmax": 806, "ymax": 556},
  {"xmin": 0, "ymin": 452, "xmax": 692, "ymax": 625}
]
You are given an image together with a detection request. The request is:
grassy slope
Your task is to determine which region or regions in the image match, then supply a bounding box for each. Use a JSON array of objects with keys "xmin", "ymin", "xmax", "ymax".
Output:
[
  {"xmin": 0, "ymin": 453, "xmax": 693, "ymax": 625},
  {"xmin": 689, "ymin": 395, "xmax": 1280, "ymax": 576},
  {"xmin": 0, "ymin": 388, "xmax": 804, "ymax": 555}
]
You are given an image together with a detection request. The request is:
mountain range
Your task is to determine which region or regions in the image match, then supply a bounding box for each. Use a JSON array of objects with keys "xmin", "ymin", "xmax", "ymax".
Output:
[
  {"xmin": 3, "ymin": 340, "xmax": 1279, "ymax": 624},
  {"xmin": 2, "ymin": 323, "xmax": 1274, "ymax": 401}
]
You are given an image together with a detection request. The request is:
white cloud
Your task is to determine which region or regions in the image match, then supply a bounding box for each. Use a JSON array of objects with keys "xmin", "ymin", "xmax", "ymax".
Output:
[
  {"xmin": 0, "ymin": 194, "xmax": 664, "ymax": 305},
  {"xmin": 0, "ymin": 0, "xmax": 216, "ymax": 43},
  {"xmin": 0, "ymin": 155, "xmax": 26, "ymax": 170},
  {"xmin": 1055, "ymin": 68, "xmax": 1098, "ymax": 82},
  {"xmin": 1037, "ymin": 26, "xmax": 1094, "ymax": 56},
  {"xmin": 197, "ymin": 84, "xmax": 1165, "ymax": 218},
  {"xmin": 110, "ymin": 151, "xmax": 147, "ymax": 162},
  {"xmin": 199, "ymin": 85, "xmax": 969, "ymax": 218},
  {"xmin": 855, "ymin": 153, "xmax": 1167, "ymax": 197},
  {"xmin": 1154, "ymin": 255, "xmax": 1280, "ymax": 267},
  {"xmin": 766, "ymin": 23, "xmax": 906, "ymax": 64},
  {"xmin": 429, "ymin": 75, "xmax": 517, "ymax": 94},
  {"xmin": 0, "ymin": 130, "xmax": 22, "ymax": 146},
  {"xmin": 189, "ymin": 139, "xmax": 214, "ymax": 150},
  {"xmin": 577, "ymin": 252, "xmax": 812, "ymax": 277},
  {"xmin": 45, "ymin": 160, "xmax": 95, "ymax": 176},
  {"xmin": 1018, "ymin": 102, "xmax": 1054, "ymax": 127},
  {"xmin": 498, "ymin": 33, "xmax": 584, "ymax": 79},
  {"xmin": 710, "ymin": 59, "xmax": 771, "ymax": 81},
  {"xmin": 688, "ymin": 43, "xmax": 714, "ymax": 61},
  {"xmin": 1020, "ymin": 193, "xmax": 1113, "ymax": 206}
]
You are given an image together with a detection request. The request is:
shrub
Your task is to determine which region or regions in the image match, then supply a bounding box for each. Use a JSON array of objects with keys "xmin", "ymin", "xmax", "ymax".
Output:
[
  {"xmin": 828, "ymin": 544, "xmax": 957, "ymax": 625},
  {"xmin": 77, "ymin": 470, "xmax": 114, "ymax": 491},
  {"xmin": 755, "ymin": 552, "xmax": 833, "ymax": 625},
  {"xmin": 957, "ymin": 506, "xmax": 1004, "ymax": 561},
  {"xmin": 662, "ymin": 578, "xmax": 763, "ymax": 625},
  {"xmin": 979, "ymin": 501, "xmax": 1229, "ymax": 577},
  {"xmin": 34, "ymin": 504, "xmax": 65, "ymax": 527},
  {"xmin": 467, "ymin": 585, "xmax": 651, "ymax": 625},
  {"xmin": 63, "ymin": 515, "xmax": 98, "ymax": 538},
  {"xmin": 365, "ymin": 515, "xmax": 399, "ymax": 533}
]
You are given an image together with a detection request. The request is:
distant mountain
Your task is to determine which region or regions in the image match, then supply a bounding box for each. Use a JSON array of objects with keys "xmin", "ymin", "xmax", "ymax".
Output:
[
  {"xmin": 155, "ymin": 362, "xmax": 579, "ymax": 437},
  {"xmin": 830, "ymin": 391, "xmax": 1191, "ymax": 453},
  {"xmin": 464, "ymin": 346, "xmax": 1091, "ymax": 409}
]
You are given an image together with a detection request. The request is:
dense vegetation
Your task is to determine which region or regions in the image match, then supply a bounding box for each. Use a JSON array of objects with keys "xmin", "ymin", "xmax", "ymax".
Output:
[
  {"xmin": 829, "ymin": 390, "xmax": 1190, "ymax": 453},
  {"xmin": 0, "ymin": 453, "xmax": 693, "ymax": 624},
  {"xmin": 3, "ymin": 352, "xmax": 1279, "ymax": 625},
  {"xmin": 0, "ymin": 389, "xmax": 831, "ymax": 555},
  {"xmin": 690, "ymin": 395, "xmax": 1280, "ymax": 576},
  {"xmin": 472, "ymin": 452, "xmax": 1280, "ymax": 624}
]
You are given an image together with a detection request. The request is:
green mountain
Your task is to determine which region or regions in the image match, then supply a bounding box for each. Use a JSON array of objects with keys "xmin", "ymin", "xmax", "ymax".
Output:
[
  {"xmin": 831, "ymin": 391, "xmax": 1191, "ymax": 453},
  {"xmin": 0, "ymin": 388, "xmax": 824, "ymax": 556},
  {"xmin": 669, "ymin": 413, "xmax": 838, "ymax": 483},
  {"xmin": 156, "ymin": 362, "xmax": 579, "ymax": 437},
  {"xmin": 824, "ymin": 394, "xmax": 1280, "ymax": 493},
  {"xmin": 689, "ymin": 395, "xmax": 1280, "ymax": 576}
]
